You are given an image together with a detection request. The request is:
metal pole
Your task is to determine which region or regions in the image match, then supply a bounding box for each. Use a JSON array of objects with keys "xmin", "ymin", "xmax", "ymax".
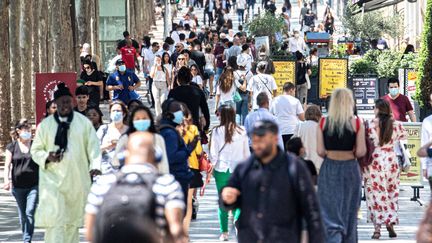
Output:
[{"xmin": 164, "ymin": 0, "xmax": 170, "ymax": 39}]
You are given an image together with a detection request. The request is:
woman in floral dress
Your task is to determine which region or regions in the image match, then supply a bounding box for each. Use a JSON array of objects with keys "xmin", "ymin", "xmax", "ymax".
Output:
[{"xmin": 364, "ymin": 98, "xmax": 407, "ymax": 239}]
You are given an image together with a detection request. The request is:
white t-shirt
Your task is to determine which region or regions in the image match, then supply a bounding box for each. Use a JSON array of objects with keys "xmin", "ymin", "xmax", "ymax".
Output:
[
  {"xmin": 192, "ymin": 75, "xmax": 203, "ymax": 85},
  {"xmin": 143, "ymin": 49, "xmax": 156, "ymax": 70},
  {"xmin": 270, "ymin": 94, "xmax": 304, "ymax": 135},
  {"xmin": 216, "ymin": 82, "xmax": 239, "ymax": 104},
  {"xmin": 289, "ymin": 37, "xmax": 306, "ymax": 53},
  {"xmin": 247, "ymin": 73, "xmax": 277, "ymax": 110}
]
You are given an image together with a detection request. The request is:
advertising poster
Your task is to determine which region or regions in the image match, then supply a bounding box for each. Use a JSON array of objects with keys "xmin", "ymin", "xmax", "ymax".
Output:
[
  {"xmin": 400, "ymin": 123, "xmax": 422, "ymax": 186},
  {"xmin": 405, "ymin": 69, "xmax": 418, "ymax": 100},
  {"xmin": 35, "ymin": 72, "xmax": 77, "ymax": 124},
  {"xmin": 254, "ymin": 36, "xmax": 270, "ymax": 55},
  {"xmin": 272, "ymin": 61, "xmax": 296, "ymax": 94},
  {"xmin": 351, "ymin": 76, "xmax": 378, "ymax": 111},
  {"xmin": 318, "ymin": 58, "xmax": 348, "ymax": 99}
]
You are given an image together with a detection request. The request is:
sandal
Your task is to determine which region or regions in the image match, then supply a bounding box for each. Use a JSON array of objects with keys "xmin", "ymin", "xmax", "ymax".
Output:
[
  {"xmin": 386, "ymin": 224, "xmax": 397, "ymax": 238},
  {"xmin": 371, "ymin": 231, "xmax": 381, "ymax": 239}
]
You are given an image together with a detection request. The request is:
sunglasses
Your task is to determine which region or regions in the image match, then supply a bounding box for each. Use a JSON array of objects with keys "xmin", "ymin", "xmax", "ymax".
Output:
[
  {"xmin": 175, "ymin": 46, "xmax": 181, "ymax": 48},
  {"xmin": 84, "ymin": 66, "xmax": 91, "ymax": 70},
  {"xmin": 191, "ymin": 68, "xmax": 197, "ymax": 71},
  {"xmin": 178, "ymin": 58, "xmax": 185, "ymax": 60}
]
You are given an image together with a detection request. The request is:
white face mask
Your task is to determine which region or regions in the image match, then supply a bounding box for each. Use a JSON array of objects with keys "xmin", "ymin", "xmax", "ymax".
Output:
[{"xmin": 294, "ymin": 33, "xmax": 300, "ymax": 38}]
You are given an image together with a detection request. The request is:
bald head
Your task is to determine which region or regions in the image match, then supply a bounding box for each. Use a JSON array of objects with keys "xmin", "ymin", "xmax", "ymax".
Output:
[{"xmin": 125, "ymin": 131, "xmax": 155, "ymax": 165}]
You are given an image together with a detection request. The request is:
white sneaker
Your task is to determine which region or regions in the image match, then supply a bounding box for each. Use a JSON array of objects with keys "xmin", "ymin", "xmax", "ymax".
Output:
[{"xmin": 219, "ymin": 233, "xmax": 229, "ymax": 241}]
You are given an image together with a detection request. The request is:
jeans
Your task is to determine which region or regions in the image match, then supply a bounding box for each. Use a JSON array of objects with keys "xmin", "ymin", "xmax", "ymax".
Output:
[
  {"xmin": 248, "ymin": 4, "xmax": 255, "ymax": 18},
  {"xmin": 152, "ymin": 81, "xmax": 168, "ymax": 117},
  {"xmin": 236, "ymin": 93, "xmax": 249, "ymax": 125},
  {"xmin": 214, "ymin": 170, "xmax": 241, "ymax": 233},
  {"xmin": 296, "ymin": 83, "xmax": 308, "ymax": 104},
  {"xmin": 215, "ymin": 67, "xmax": 224, "ymax": 86},
  {"xmin": 318, "ymin": 158, "xmax": 361, "ymax": 243},
  {"xmin": 12, "ymin": 186, "xmax": 38, "ymax": 242},
  {"xmin": 237, "ymin": 9, "xmax": 245, "ymax": 24}
]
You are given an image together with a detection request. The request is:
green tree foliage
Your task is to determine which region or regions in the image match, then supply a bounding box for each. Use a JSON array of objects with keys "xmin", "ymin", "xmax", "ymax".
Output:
[
  {"xmin": 417, "ymin": 0, "xmax": 432, "ymax": 107},
  {"xmin": 246, "ymin": 11, "xmax": 286, "ymax": 38},
  {"xmin": 342, "ymin": 5, "xmax": 404, "ymax": 42}
]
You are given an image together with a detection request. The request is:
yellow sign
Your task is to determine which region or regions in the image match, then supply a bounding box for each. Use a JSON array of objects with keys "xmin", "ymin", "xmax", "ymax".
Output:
[
  {"xmin": 400, "ymin": 122, "xmax": 422, "ymax": 186},
  {"xmin": 272, "ymin": 61, "xmax": 296, "ymax": 94},
  {"xmin": 318, "ymin": 58, "xmax": 348, "ymax": 98}
]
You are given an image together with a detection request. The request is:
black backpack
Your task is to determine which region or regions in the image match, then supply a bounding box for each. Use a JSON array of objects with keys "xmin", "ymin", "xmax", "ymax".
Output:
[{"xmin": 94, "ymin": 172, "xmax": 157, "ymax": 242}]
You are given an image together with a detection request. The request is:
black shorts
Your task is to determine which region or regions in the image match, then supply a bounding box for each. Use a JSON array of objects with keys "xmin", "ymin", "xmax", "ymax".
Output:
[{"xmin": 189, "ymin": 168, "xmax": 203, "ymax": 188}]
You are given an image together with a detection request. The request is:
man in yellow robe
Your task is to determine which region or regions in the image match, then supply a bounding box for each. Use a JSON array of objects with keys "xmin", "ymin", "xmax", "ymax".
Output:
[{"xmin": 31, "ymin": 83, "xmax": 101, "ymax": 243}]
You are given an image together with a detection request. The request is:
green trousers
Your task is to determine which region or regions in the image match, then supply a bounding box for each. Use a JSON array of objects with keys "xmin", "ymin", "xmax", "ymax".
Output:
[{"xmin": 214, "ymin": 170, "xmax": 241, "ymax": 233}]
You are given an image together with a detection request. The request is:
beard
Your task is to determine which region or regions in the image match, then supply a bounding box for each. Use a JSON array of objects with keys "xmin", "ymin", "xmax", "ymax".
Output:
[{"xmin": 256, "ymin": 143, "xmax": 273, "ymax": 159}]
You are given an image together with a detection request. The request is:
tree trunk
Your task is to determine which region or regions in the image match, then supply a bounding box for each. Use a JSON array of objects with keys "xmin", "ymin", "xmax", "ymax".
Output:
[
  {"xmin": 77, "ymin": 0, "xmax": 91, "ymax": 45},
  {"xmin": 0, "ymin": 0, "xmax": 11, "ymax": 149},
  {"xmin": 31, "ymin": 0, "xmax": 40, "ymax": 116},
  {"xmin": 70, "ymin": 0, "xmax": 80, "ymax": 72},
  {"xmin": 9, "ymin": 0, "xmax": 21, "ymax": 123},
  {"xmin": 39, "ymin": 0, "xmax": 49, "ymax": 73},
  {"xmin": 93, "ymin": 0, "xmax": 101, "ymax": 64},
  {"xmin": 50, "ymin": 0, "xmax": 74, "ymax": 72},
  {"xmin": 19, "ymin": 0, "xmax": 33, "ymax": 118}
]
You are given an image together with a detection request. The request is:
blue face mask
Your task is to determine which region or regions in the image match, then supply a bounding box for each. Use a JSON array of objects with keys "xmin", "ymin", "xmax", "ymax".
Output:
[
  {"xmin": 19, "ymin": 131, "xmax": 32, "ymax": 140},
  {"xmin": 389, "ymin": 88, "xmax": 399, "ymax": 97},
  {"xmin": 133, "ymin": 119, "xmax": 151, "ymax": 131},
  {"xmin": 110, "ymin": 111, "xmax": 123, "ymax": 123},
  {"xmin": 173, "ymin": 110, "xmax": 184, "ymax": 125},
  {"xmin": 118, "ymin": 65, "xmax": 126, "ymax": 72}
]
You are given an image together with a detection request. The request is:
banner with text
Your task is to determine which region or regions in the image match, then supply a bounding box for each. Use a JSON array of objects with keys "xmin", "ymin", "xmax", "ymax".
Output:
[
  {"xmin": 400, "ymin": 122, "xmax": 422, "ymax": 186},
  {"xmin": 351, "ymin": 76, "xmax": 378, "ymax": 111},
  {"xmin": 272, "ymin": 61, "xmax": 296, "ymax": 94},
  {"xmin": 35, "ymin": 73, "xmax": 77, "ymax": 124},
  {"xmin": 318, "ymin": 58, "xmax": 348, "ymax": 99}
]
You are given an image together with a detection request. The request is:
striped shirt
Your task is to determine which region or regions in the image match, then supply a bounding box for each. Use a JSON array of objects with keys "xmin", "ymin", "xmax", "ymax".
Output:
[{"xmin": 85, "ymin": 163, "xmax": 185, "ymax": 228}]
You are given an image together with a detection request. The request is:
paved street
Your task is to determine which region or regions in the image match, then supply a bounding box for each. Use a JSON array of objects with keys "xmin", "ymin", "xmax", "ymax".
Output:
[{"xmin": 0, "ymin": 1, "xmax": 429, "ymax": 243}]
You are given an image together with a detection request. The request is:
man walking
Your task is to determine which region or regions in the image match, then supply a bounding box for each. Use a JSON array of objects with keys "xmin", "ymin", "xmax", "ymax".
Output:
[
  {"xmin": 381, "ymin": 77, "xmax": 416, "ymax": 122},
  {"xmin": 85, "ymin": 132, "xmax": 186, "ymax": 243},
  {"xmin": 221, "ymin": 120, "xmax": 324, "ymax": 243},
  {"xmin": 31, "ymin": 83, "xmax": 101, "ymax": 243},
  {"xmin": 244, "ymin": 92, "xmax": 284, "ymax": 149},
  {"xmin": 106, "ymin": 59, "xmax": 141, "ymax": 104},
  {"xmin": 295, "ymin": 51, "xmax": 311, "ymax": 104},
  {"xmin": 247, "ymin": 62, "xmax": 278, "ymax": 110},
  {"xmin": 270, "ymin": 82, "xmax": 305, "ymax": 149}
]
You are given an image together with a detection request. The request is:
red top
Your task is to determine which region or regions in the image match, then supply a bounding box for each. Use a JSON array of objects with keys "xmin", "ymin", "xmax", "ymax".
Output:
[
  {"xmin": 121, "ymin": 46, "xmax": 137, "ymax": 69},
  {"xmin": 381, "ymin": 94, "xmax": 413, "ymax": 122}
]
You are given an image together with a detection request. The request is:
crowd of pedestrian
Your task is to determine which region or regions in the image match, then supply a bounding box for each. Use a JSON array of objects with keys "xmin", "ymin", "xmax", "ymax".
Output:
[{"xmin": 2, "ymin": 0, "xmax": 431, "ymax": 243}]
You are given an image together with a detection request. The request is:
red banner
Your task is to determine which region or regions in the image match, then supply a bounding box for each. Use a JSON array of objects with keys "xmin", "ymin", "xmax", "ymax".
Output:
[{"xmin": 35, "ymin": 72, "xmax": 77, "ymax": 124}]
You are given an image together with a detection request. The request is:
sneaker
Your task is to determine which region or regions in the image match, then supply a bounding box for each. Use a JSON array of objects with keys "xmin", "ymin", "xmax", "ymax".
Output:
[{"xmin": 219, "ymin": 233, "xmax": 229, "ymax": 241}]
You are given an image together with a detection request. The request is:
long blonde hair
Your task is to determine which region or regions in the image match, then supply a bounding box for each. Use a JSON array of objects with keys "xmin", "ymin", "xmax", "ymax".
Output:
[{"xmin": 326, "ymin": 88, "xmax": 355, "ymax": 136}]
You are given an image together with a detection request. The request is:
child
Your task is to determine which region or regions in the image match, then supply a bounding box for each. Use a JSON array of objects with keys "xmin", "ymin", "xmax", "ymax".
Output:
[{"xmin": 286, "ymin": 137, "xmax": 318, "ymax": 185}]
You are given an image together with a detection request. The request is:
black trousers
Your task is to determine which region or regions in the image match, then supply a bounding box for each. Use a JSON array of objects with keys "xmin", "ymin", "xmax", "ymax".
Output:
[
  {"xmin": 148, "ymin": 77, "xmax": 155, "ymax": 107},
  {"xmin": 282, "ymin": 134, "xmax": 294, "ymax": 151}
]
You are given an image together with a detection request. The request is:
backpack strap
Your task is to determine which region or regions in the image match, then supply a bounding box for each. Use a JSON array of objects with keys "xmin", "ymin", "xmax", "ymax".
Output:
[{"xmin": 319, "ymin": 117, "xmax": 326, "ymax": 130}]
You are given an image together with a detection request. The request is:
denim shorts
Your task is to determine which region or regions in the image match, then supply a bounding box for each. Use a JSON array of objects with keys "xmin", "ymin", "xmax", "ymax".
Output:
[{"xmin": 205, "ymin": 69, "xmax": 215, "ymax": 77}]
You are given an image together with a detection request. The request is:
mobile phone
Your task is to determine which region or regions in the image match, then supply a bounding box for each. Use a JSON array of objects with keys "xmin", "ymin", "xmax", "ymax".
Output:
[{"xmin": 302, "ymin": 97, "xmax": 306, "ymax": 104}]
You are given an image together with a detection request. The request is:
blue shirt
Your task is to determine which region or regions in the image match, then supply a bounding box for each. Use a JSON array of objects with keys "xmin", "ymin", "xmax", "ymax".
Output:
[
  {"xmin": 106, "ymin": 70, "xmax": 140, "ymax": 104},
  {"xmin": 244, "ymin": 108, "xmax": 285, "ymax": 149}
]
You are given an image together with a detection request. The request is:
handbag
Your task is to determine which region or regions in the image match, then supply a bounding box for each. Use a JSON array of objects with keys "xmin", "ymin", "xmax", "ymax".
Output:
[
  {"xmin": 396, "ymin": 140, "xmax": 412, "ymax": 172},
  {"xmin": 305, "ymin": 73, "xmax": 311, "ymax": 90},
  {"xmin": 198, "ymin": 151, "xmax": 212, "ymax": 172},
  {"xmin": 233, "ymin": 90, "xmax": 242, "ymax": 103},
  {"xmin": 358, "ymin": 120, "xmax": 375, "ymax": 168}
]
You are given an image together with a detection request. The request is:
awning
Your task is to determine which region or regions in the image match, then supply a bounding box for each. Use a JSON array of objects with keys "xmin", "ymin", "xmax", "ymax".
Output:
[{"xmin": 352, "ymin": 0, "xmax": 405, "ymax": 14}]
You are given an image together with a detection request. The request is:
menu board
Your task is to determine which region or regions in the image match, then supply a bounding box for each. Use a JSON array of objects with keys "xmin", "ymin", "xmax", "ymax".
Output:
[
  {"xmin": 352, "ymin": 76, "xmax": 378, "ymax": 110},
  {"xmin": 400, "ymin": 123, "xmax": 423, "ymax": 186},
  {"xmin": 272, "ymin": 61, "xmax": 296, "ymax": 94},
  {"xmin": 318, "ymin": 58, "xmax": 348, "ymax": 98}
]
